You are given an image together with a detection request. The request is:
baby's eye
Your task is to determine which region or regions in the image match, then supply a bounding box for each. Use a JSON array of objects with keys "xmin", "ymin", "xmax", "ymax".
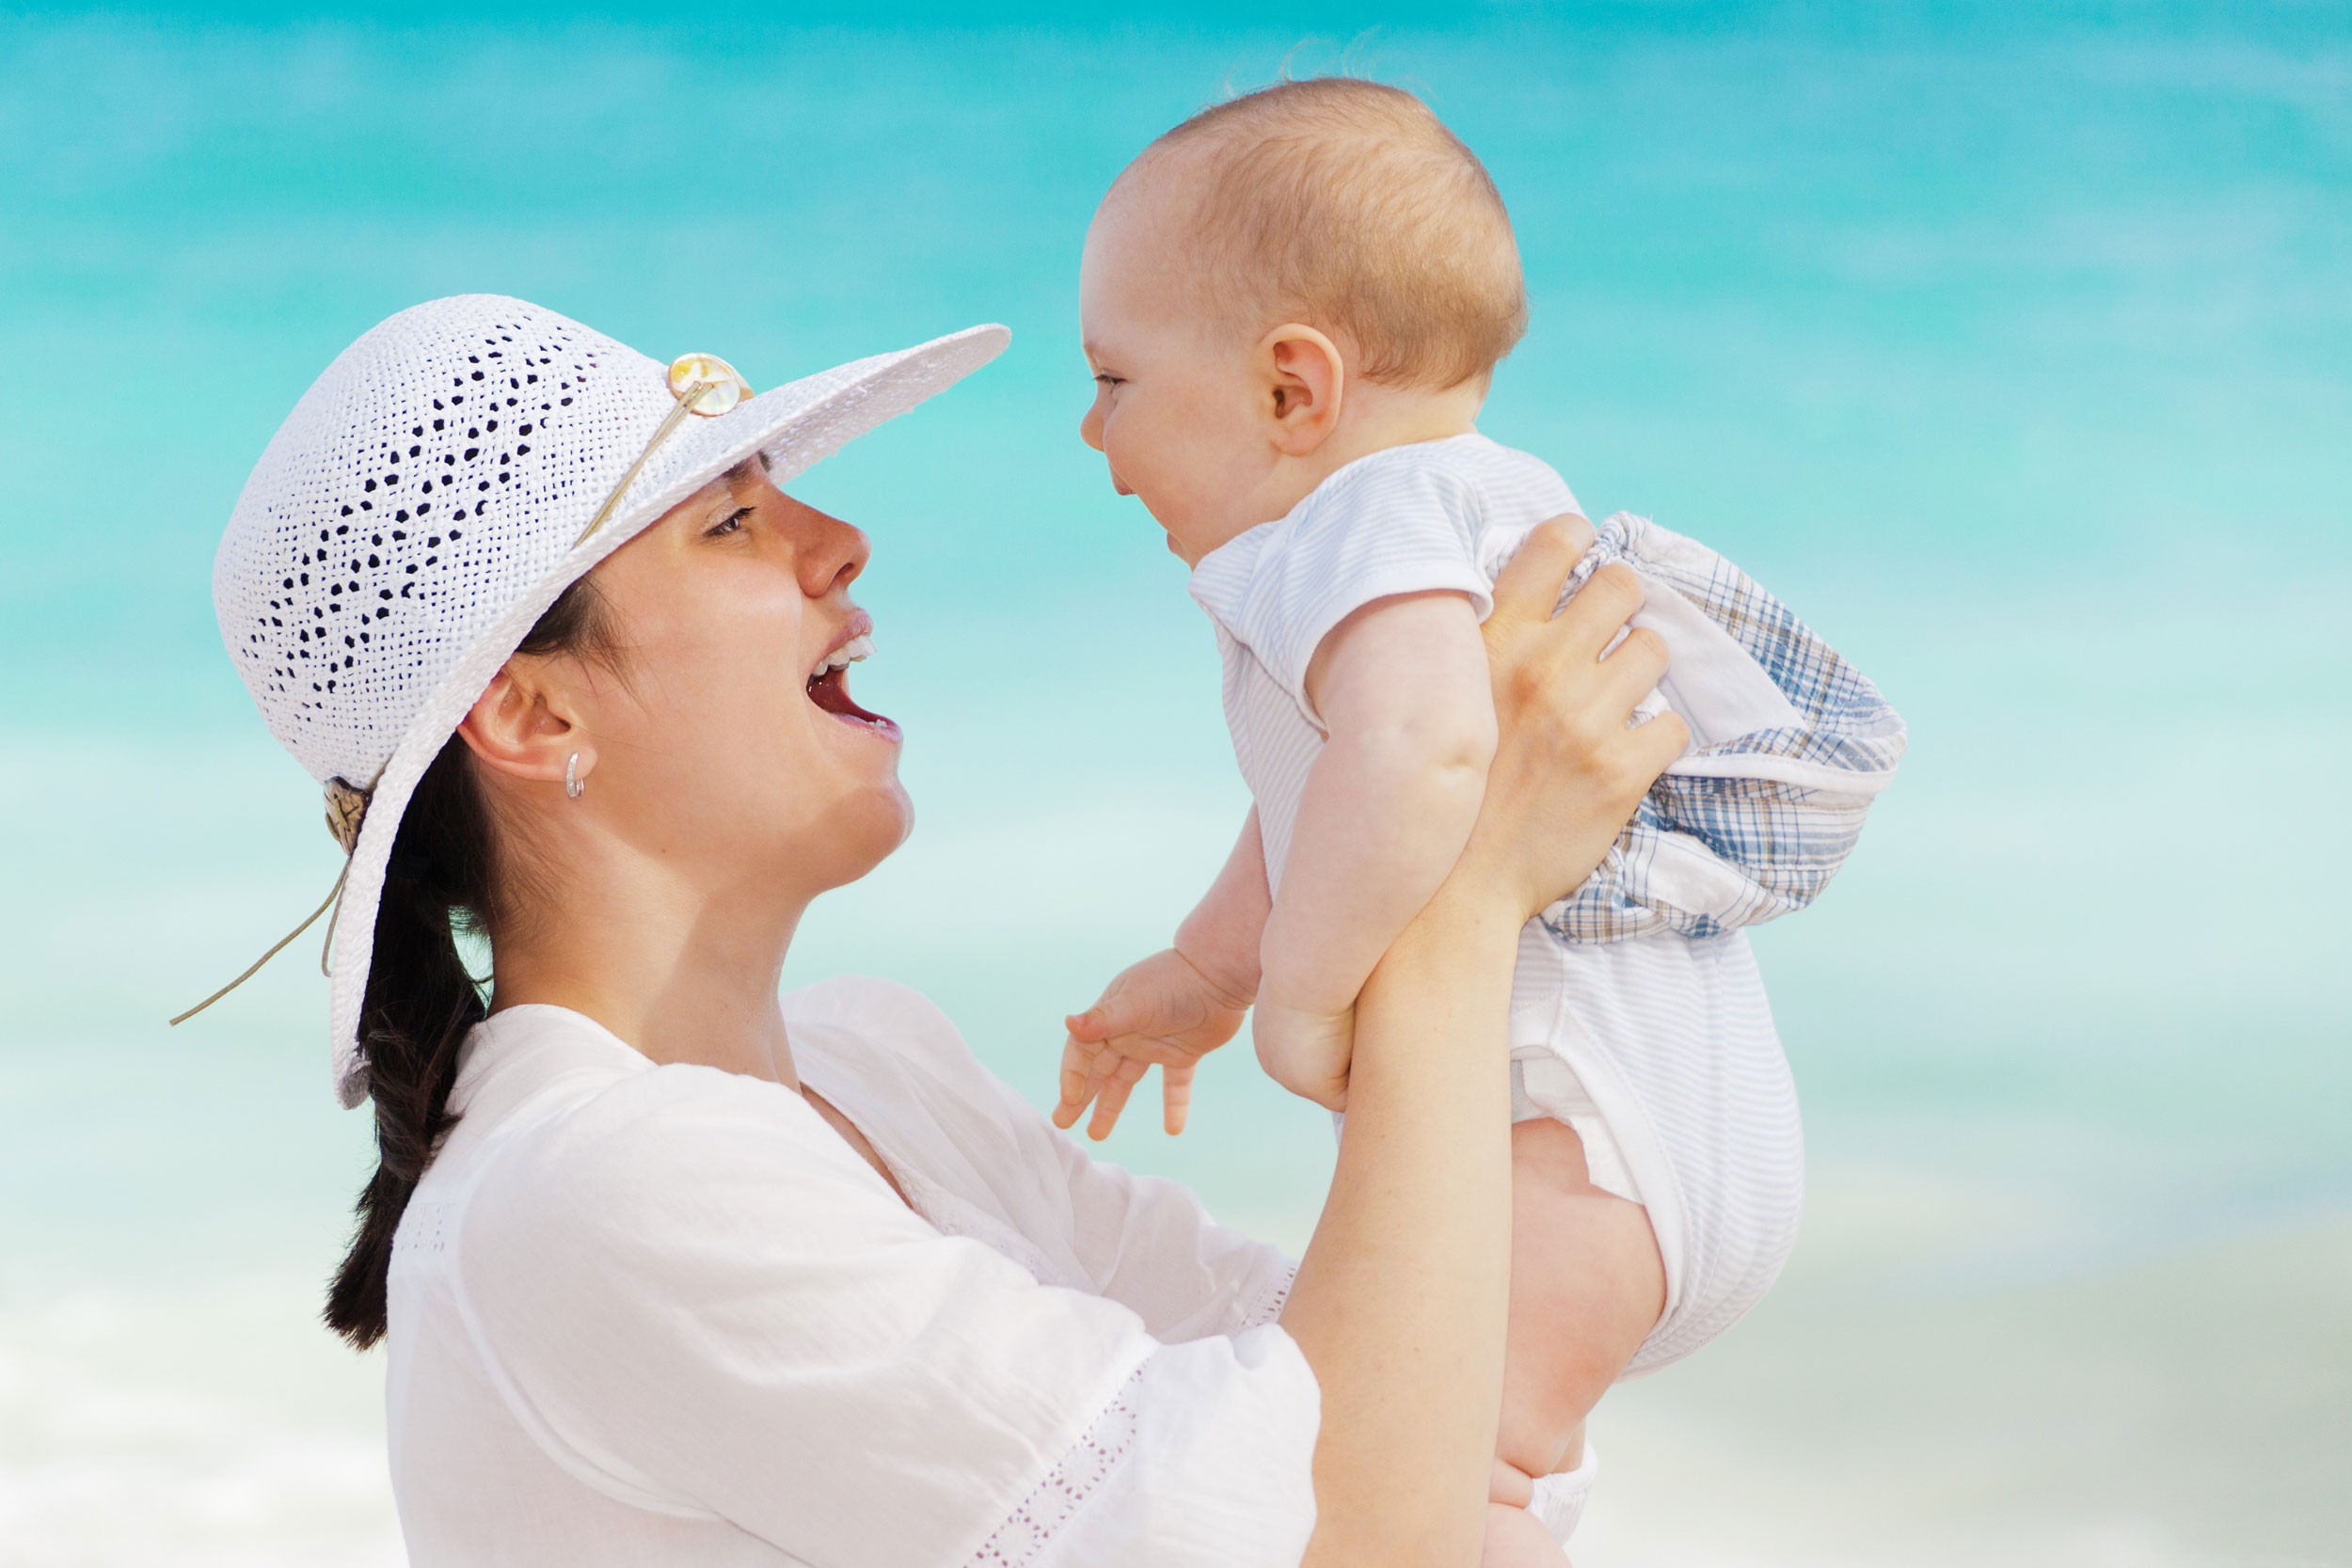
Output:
[
  {"xmin": 705, "ymin": 506, "xmax": 752, "ymax": 538},
  {"xmin": 1092, "ymin": 373, "xmax": 1123, "ymax": 388}
]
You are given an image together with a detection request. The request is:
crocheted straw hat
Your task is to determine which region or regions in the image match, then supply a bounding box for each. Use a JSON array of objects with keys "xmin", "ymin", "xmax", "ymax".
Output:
[{"xmin": 203, "ymin": 294, "xmax": 1008, "ymax": 1106}]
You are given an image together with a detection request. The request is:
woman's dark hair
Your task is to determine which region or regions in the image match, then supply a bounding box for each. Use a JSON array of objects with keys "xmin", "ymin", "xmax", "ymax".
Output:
[{"xmin": 325, "ymin": 576, "xmax": 618, "ymax": 1350}]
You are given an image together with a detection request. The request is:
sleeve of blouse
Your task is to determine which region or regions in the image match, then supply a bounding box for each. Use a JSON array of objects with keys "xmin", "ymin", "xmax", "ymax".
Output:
[
  {"xmin": 453, "ymin": 1065, "xmax": 1320, "ymax": 1568},
  {"xmin": 1005, "ymin": 1077, "xmax": 1296, "ymax": 1341},
  {"xmin": 851, "ymin": 975, "xmax": 1296, "ymax": 1342}
]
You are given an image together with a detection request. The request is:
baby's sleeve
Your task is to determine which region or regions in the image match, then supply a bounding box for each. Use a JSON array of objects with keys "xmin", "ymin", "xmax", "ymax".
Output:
[{"xmin": 1223, "ymin": 459, "xmax": 1494, "ymax": 731}]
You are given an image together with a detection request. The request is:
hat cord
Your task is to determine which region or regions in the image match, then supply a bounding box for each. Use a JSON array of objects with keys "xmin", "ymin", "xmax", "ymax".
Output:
[
  {"xmin": 167, "ymin": 859, "xmax": 353, "ymax": 1026},
  {"xmin": 573, "ymin": 377, "xmax": 715, "ymax": 545}
]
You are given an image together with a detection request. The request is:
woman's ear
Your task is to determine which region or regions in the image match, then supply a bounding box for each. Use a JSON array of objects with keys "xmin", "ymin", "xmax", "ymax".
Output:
[
  {"xmin": 1259, "ymin": 324, "xmax": 1346, "ymax": 456},
  {"xmin": 456, "ymin": 658, "xmax": 591, "ymax": 788}
]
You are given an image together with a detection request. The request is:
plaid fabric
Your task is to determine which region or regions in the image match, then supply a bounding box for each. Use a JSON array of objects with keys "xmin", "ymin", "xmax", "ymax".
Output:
[{"xmin": 1543, "ymin": 514, "xmax": 1907, "ymax": 943}]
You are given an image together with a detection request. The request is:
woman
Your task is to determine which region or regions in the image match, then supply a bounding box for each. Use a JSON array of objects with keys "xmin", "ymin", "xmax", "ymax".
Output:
[{"xmin": 194, "ymin": 295, "xmax": 1682, "ymax": 1565}]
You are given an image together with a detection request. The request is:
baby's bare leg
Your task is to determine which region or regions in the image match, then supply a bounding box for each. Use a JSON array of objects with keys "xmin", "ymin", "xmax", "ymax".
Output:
[
  {"xmin": 1481, "ymin": 1116, "xmax": 1666, "ymax": 1565},
  {"xmin": 1483, "ymin": 1497, "xmax": 1574, "ymax": 1568}
]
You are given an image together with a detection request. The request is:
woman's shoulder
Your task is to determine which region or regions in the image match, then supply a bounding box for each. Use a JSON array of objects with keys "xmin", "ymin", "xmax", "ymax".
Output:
[
  {"xmin": 448, "ymin": 1002, "xmax": 815, "ymax": 1159},
  {"xmin": 441, "ymin": 1006, "xmax": 922, "ymax": 1271},
  {"xmin": 781, "ymin": 973, "xmax": 962, "ymax": 1046},
  {"xmin": 783, "ymin": 974, "xmax": 1014, "ymax": 1102},
  {"xmin": 785, "ymin": 975, "xmax": 1067, "ymax": 1180}
]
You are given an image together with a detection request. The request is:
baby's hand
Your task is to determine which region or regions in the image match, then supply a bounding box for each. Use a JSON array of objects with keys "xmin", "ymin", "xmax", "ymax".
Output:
[
  {"xmin": 1249, "ymin": 1000, "xmax": 1357, "ymax": 1113},
  {"xmin": 1056, "ymin": 948, "xmax": 1252, "ymax": 1139}
]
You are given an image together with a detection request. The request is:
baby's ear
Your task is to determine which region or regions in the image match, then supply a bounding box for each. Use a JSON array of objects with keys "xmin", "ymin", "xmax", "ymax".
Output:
[{"xmin": 1262, "ymin": 325, "xmax": 1345, "ymax": 455}]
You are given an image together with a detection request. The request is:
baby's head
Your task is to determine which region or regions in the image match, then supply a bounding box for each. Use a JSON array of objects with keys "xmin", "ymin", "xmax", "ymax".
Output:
[{"xmin": 1080, "ymin": 78, "xmax": 1525, "ymax": 563}]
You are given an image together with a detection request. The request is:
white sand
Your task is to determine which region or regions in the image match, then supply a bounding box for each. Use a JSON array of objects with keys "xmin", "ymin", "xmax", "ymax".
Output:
[
  {"xmin": 4, "ymin": 1195, "xmax": 2344, "ymax": 1564},
  {"xmin": 1578, "ymin": 1188, "xmax": 2352, "ymax": 1567}
]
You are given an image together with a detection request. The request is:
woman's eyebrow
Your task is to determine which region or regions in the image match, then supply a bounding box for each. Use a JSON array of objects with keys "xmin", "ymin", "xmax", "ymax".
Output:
[
  {"xmin": 675, "ymin": 471, "xmax": 747, "ymax": 527},
  {"xmin": 694, "ymin": 459, "xmax": 762, "ymax": 514}
]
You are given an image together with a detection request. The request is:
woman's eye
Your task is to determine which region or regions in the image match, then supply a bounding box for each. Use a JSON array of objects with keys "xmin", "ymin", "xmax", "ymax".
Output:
[{"xmin": 705, "ymin": 507, "xmax": 752, "ymax": 538}]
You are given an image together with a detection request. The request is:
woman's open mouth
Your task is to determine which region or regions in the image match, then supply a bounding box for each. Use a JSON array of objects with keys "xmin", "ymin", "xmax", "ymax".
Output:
[{"xmin": 806, "ymin": 632, "xmax": 900, "ymax": 741}]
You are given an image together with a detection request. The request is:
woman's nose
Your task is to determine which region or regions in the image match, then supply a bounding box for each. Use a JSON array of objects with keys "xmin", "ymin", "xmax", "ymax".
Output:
[{"xmin": 787, "ymin": 499, "xmax": 868, "ymax": 598}]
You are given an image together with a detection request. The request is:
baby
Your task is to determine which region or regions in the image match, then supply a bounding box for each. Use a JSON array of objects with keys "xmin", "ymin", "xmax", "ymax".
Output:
[{"xmin": 1056, "ymin": 79, "xmax": 1904, "ymax": 1560}]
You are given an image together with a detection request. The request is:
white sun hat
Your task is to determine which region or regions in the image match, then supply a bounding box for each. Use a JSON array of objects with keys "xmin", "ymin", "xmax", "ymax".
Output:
[{"xmin": 194, "ymin": 293, "xmax": 1009, "ymax": 1106}]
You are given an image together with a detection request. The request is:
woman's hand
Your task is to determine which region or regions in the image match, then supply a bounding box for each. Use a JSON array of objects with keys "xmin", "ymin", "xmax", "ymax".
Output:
[{"xmin": 1454, "ymin": 519, "xmax": 1689, "ymax": 921}]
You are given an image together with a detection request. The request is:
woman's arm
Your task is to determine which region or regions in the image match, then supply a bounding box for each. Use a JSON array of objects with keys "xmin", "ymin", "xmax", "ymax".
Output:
[
  {"xmin": 1279, "ymin": 523, "xmax": 1687, "ymax": 1568},
  {"xmin": 447, "ymin": 524, "xmax": 1677, "ymax": 1568},
  {"xmin": 1282, "ymin": 863, "xmax": 1521, "ymax": 1566}
]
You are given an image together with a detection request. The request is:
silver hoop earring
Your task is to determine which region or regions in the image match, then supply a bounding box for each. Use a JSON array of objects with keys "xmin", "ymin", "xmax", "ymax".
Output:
[{"xmin": 564, "ymin": 752, "xmax": 584, "ymax": 800}]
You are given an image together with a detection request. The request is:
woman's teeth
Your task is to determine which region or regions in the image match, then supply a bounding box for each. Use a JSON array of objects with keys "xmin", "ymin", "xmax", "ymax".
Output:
[
  {"xmin": 809, "ymin": 634, "xmax": 874, "ymax": 679},
  {"xmin": 804, "ymin": 633, "xmax": 897, "ymax": 737}
]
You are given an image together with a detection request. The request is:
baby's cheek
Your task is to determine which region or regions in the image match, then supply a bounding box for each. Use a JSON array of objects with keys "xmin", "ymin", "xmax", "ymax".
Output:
[
  {"xmin": 1126, "ymin": 405, "xmax": 1194, "ymax": 479},
  {"xmin": 1101, "ymin": 420, "xmax": 1156, "ymax": 494}
]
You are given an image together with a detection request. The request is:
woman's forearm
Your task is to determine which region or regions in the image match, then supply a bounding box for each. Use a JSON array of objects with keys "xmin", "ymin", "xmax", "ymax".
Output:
[
  {"xmin": 1280, "ymin": 879, "xmax": 1521, "ymax": 1568},
  {"xmin": 1275, "ymin": 525, "xmax": 1681, "ymax": 1568}
]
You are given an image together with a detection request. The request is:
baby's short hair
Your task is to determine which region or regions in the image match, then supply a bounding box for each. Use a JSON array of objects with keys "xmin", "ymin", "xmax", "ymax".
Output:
[{"xmin": 1135, "ymin": 78, "xmax": 1527, "ymax": 390}]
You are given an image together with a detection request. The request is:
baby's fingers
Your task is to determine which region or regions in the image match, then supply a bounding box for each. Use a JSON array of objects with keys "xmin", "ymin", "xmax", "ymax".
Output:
[
  {"xmin": 1067, "ymin": 979, "xmax": 1151, "ymax": 1046},
  {"xmin": 1162, "ymin": 1062, "xmax": 1196, "ymax": 1136},
  {"xmin": 1086, "ymin": 1055, "xmax": 1150, "ymax": 1142},
  {"xmin": 1054, "ymin": 1037, "xmax": 1104, "ymax": 1130}
]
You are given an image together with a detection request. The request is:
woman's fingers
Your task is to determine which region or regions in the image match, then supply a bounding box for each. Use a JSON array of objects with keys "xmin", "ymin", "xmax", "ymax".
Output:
[
  {"xmin": 1547, "ymin": 562, "xmax": 1648, "ymax": 672},
  {"xmin": 1630, "ymin": 707, "xmax": 1693, "ymax": 775},
  {"xmin": 1597, "ymin": 623, "xmax": 1672, "ymax": 705},
  {"xmin": 1465, "ymin": 538, "xmax": 1692, "ymax": 919},
  {"xmin": 1487, "ymin": 519, "xmax": 1586, "ymax": 630},
  {"xmin": 1555, "ymin": 511, "xmax": 1598, "ymax": 558}
]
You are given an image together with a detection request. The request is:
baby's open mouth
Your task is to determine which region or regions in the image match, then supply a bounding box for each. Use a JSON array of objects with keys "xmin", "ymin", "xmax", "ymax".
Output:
[{"xmin": 805, "ymin": 633, "xmax": 899, "ymax": 739}]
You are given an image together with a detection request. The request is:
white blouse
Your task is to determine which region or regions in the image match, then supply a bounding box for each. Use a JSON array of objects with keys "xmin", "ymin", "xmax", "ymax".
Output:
[{"xmin": 384, "ymin": 977, "xmax": 1314, "ymax": 1566}]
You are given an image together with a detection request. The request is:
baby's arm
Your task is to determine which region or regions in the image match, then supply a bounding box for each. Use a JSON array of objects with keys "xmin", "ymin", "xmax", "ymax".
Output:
[
  {"xmin": 1253, "ymin": 591, "xmax": 1498, "ymax": 1109},
  {"xmin": 1056, "ymin": 811, "xmax": 1268, "ymax": 1139},
  {"xmin": 1173, "ymin": 806, "xmax": 1274, "ymax": 1005}
]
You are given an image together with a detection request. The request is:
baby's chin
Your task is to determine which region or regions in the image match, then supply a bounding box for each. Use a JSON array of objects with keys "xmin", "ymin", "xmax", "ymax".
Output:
[
  {"xmin": 1160, "ymin": 522, "xmax": 1223, "ymax": 568},
  {"xmin": 1138, "ymin": 492, "xmax": 1252, "ymax": 567}
]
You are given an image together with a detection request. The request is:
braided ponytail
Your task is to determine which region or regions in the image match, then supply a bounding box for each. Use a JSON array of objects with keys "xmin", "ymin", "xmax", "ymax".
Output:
[{"xmin": 325, "ymin": 577, "xmax": 616, "ymax": 1350}]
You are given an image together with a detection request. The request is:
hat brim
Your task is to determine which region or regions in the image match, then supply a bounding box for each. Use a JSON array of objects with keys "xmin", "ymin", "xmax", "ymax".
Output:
[{"xmin": 324, "ymin": 323, "xmax": 1009, "ymax": 1106}]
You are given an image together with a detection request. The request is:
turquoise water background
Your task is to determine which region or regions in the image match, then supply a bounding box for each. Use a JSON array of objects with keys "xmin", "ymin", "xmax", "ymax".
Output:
[{"xmin": 1, "ymin": 5, "xmax": 2346, "ymax": 1564}]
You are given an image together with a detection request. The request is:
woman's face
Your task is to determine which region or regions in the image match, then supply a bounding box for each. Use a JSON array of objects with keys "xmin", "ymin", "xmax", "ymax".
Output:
[{"xmin": 573, "ymin": 458, "xmax": 911, "ymax": 899}]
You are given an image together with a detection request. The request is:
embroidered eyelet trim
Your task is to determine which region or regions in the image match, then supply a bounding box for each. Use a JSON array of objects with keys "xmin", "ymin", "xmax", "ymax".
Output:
[
  {"xmin": 1240, "ymin": 1263, "xmax": 1298, "ymax": 1330},
  {"xmin": 392, "ymin": 1197, "xmax": 455, "ymax": 1257},
  {"xmin": 964, "ymin": 1362, "xmax": 1146, "ymax": 1567}
]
